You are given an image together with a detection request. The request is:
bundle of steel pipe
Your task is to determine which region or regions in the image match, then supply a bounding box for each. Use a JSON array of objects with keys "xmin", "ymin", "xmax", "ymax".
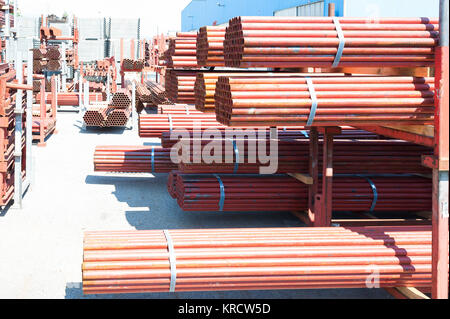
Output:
[
  {"xmin": 165, "ymin": 32, "xmax": 199, "ymax": 68},
  {"xmin": 195, "ymin": 72, "xmax": 342, "ymax": 112},
  {"xmin": 173, "ymin": 174, "xmax": 431, "ymax": 212},
  {"xmin": 195, "ymin": 72, "xmax": 273, "ymax": 112},
  {"xmin": 224, "ymin": 16, "xmax": 439, "ymax": 68},
  {"xmin": 36, "ymin": 92, "xmax": 104, "ymax": 106},
  {"xmin": 122, "ymin": 59, "xmax": 145, "ymax": 71},
  {"xmin": 157, "ymin": 104, "xmax": 202, "ymax": 115},
  {"xmin": 177, "ymin": 139, "xmax": 431, "ymax": 175},
  {"xmin": 136, "ymin": 83, "xmax": 152, "ymax": 104},
  {"xmin": 139, "ymin": 113, "xmax": 226, "ymax": 138},
  {"xmin": 103, "ymin": 108, "xmax": 131, "ymax": 127},
  {"xmin": 197, "ymin": 26, "xmax": 227, "ymax": 67},
  {"xmin": 82, "ymin": 225, "xmax": 433, "ymax": 294},
  {"xmin": 160, "ymin": 129, "xmax": 381, "ymax": 148},
  {"xmin": 94, "ymin": 146, "xmax": 177, "ymax": 173},
  {"xmin": 215, "ymin": 75, "xmax": 435, "ymax": 127},
  {"xmin": 167, "ymin": 170, "xmax": 179, "ymax": 198},
  {"xmin": 111, "ymin": 89, "xmax": 132, "ymax": 109},
  {"xmin": 32, "ymin": 48, "xmax": 47, "ymax": 60},
  {"xmin": 165, "ymin": 69, "xmax": 200, "ymax": 104},
  {"xmin": 45, "ymin": 46, "xmax": 61, "ymax": 60},
  {"xmin": 83, "ymin": 107, "xmax": 108, "ymax": 127},
  {"xmin": 144, "ymin": 80, "xmax": 168, "ymax": 105}
]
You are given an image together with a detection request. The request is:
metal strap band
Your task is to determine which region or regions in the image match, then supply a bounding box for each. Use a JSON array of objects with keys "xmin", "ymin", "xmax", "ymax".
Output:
[
  {"xmin": 163, "ymin": 230, "xmax": 177, "ymax": 292},
  {"xmin": 214, "ymin": 174, "xmax": 225, "ymax": 211},
  {"xmin": 332, "ymin": 17, "xmax": 346, "ymax": 68},
  {"xmin": 232, "ymin": 139, "xmax": 239, "ymax": 174},
  {"xmin": 301, "ymin": 130, "xmax": 309, "ymax": 138},
  {"xmin": 184, "ymin": 105, "xmax": 190, "ymax": 116},
  {"xmin": 168, "ymin": 114, "xmax": 173, "ymax": 132},
  {"xmin": 151, "ymin": 147, "xmax": 155, "ymax": 173},
  {"xmin": 365, "ymin": 177, "xmax": 378, "ymax": 212},
  {"xmin": 305, "ymin": 78, "xmax": 318, "ymax": 127}
]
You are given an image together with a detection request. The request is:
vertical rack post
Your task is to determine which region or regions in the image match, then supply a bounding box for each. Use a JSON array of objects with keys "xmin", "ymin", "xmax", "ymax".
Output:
[
  {"xmin": 307, "ymin": 128, "xmax": 319, "ymax": 226},
  {"xmin": 131, "ymin": 81, "xmax": 136, "ymax": 129},
  {"xmin": 431, "ymin": 0, "xmax": 449, "ymax": 300},
  {"xmin": 38, "ymin": 78, "xmax": 46, "ymax": 147},
  {"xmin": 26, "ymin": 49, "xmax": 33, "ymax": 189},
  {"xmin": 318, "ymin": 127, "xmax": 341, "ymax": 226},
  {"xmin": 61, "ymin": 42, "xmax": 67, "ymax": 92},
  {"xmin": 12, "ymin": 52, "xmax": 23, "ymax": 208},
  {"xmin": 84, "ymin": 81, "xmax": 89, "ymax": 109},
  {"xmin": 4, "ymin": 0, "xmax": 11, "ymax": 63}
]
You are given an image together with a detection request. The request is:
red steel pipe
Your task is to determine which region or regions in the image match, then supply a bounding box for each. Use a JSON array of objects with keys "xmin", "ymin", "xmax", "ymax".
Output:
[
  {"xmin": 82, "ymin": 225, "xmax": 434, "ymax": 294},
  {"xmin": 172, "ymin": 174, "xmax": 431, "ymax": 212},
  {"xmin": 224, "ymin": 16, "xmax": 439, "ymax": 68}
]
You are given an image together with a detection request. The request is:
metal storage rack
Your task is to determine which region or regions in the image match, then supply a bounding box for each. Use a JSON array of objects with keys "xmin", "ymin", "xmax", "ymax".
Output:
[{"xmin": 289, "ymin": 1, "xmax": 448, "ymax": 299}]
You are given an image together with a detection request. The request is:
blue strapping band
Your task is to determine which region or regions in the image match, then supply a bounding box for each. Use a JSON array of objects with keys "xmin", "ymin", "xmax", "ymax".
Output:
[
  {"xmin": 306, "ymin": 77, "xmax": 318, "ymax": 127},
  {"xmin": 332, "ymin": 17, "xmax": 346, "ymax": 68},
  {"xmin": 232, "ymin": 139, "xmax": 239, "ymax": 174},
  {"xmin": 151, "ymin": 147, "xmax": 155, "ymax": 173},
  {"xmin": 365, "ymin": 177, "xmax": 378, "ymax": 212},
  {"xmin": 301, "ymin": 130, "xmax": 309, "ymax": 138},
  {"xmin": 214, "ymin": 174, "xmax": 225, "ymax": 211},
  {"xmin": 168, "ymin": 114, "xmax": 173, "ymax": 132}
]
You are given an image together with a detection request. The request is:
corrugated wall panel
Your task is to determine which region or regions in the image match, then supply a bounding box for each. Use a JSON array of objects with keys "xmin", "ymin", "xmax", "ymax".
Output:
[
  {"xmin": 182, "ymin": 0, "xmax": 343, "ymax": 31},
  {"xmin": 49, "ymin": 22, "xmax": 72, "ymax": 37},
  {"xmin": 110, "ymin": 18, "xmax": 139, "ymax": 39},
  {"xmin": 344, "ymin": 0, "xmax": 439, "ymax": 17},
  {"xmin": 79, "ymin": 18, "xmax": 103, "ymax": 39},
  {"xmin": 78, "ymin": 39, "xmax": 105, "ymax": 61}
]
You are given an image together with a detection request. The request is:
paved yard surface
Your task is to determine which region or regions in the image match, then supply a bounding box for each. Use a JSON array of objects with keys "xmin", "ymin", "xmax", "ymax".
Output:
[{"xmin": 0, "ymin": 112, "xmax": 392, "ymax": 299}]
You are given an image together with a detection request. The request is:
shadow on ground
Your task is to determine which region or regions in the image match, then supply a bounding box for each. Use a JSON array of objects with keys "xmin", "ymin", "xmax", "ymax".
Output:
[
  {"xmin": 65, "ymin": 282, "xmax": 393, "ymax": 299},
  {"xmin": 85, "ymin": 174, "xmax": 304, "ymax": 231}
]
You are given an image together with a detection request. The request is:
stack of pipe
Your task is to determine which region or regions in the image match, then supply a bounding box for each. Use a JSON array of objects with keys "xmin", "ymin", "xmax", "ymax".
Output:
[
  {"xmin": 103, "ymin": 89, "xmax": 132, "ymax": 127},
  {"xmin": 83, "ymin": 107, "xmax": 108, "ymax": 127},
  {"xmin": 195, "ymin": 72, "xmax": 315, "ymax": 112},
  {"xmin": 144, "ymin": 80, "xmax": 169, "ymax": 105},
  {"xmin": 122, "ymin": 59, "xmax": 145, "ymax": 71},
  {"xmin": 157, "ymin": 104, "xmax": 202, "ymax": 115},
  {"xmin": 111, "ymin": 89, "xmax": 132, "ymax": 108},
  {"xmin": 165, "ymin": 69, "xmax": 199, "ymax": 104},
  {"xmin": 139, "ymin": 113, "xmax": 226, "ymax": 138},
  {"xmin": 167, "ymin": 170, "xmax": 179, "ymax": 198},
  {"xmin": 215, "ymin": 75, "xmax": 435, "ymax": 127},
  {"xmin": 160, "ymin": 129, "xmax": 380, "ymax": 148},
  {"xmin": 197, "ymin": 26, "xmax": 226, "ymax": 67},
  {"xmin": 82, "ymin": 225, "xmax": 432, "ymax": 294},
  {"xmin": 0, "ymin": 5, "xmax": 14, "ymax": 28},
  {"xmin": 33, "ymin": 47, "xmax": 62, "ymax": 73},
  {"xmin": 173, "ymin": 174, "xmax": 431, "ymax": 212},
  {"xmin": 94, "ymin": 146, "xmax": 177, "ymax": 173},
  {"xmin": 103, "ymin": 107, "xmax": 131, "ymax": 127},
  {"xmin": 83, "ymin": 90, "xmax": 131, "ymax": 127},
  {"xmin": 36, "ymin": 92, "xmax": 104, "ymax": 106},
  {"xmin": 176, "ymin": 138, "xmax": 431, "ymax": 175},
  {"xmin": 223, "ymin": 16, "xmax": 439, "ymax": 68},
  {"xmin": 165, "ymin": 32, "xmax": 199, "ymax": 68},
  {"xmin": 135, "ymin": 83, "xmax": 150, "ymax": 113},
  {"xmin": 82, "ymin": 59, "xmax": 113, "ymax": 83}
]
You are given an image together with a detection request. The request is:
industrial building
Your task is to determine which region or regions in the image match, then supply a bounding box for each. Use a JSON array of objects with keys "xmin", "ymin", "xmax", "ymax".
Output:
[{"xmin": 182, "ymin": 0, "xmax": 439, "ymax": 31}]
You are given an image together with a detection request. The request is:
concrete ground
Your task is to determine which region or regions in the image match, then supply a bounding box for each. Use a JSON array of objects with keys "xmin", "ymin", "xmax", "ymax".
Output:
[{"xmin": 0, "ymin": 112, "xmax": 392, "ymax": 299}]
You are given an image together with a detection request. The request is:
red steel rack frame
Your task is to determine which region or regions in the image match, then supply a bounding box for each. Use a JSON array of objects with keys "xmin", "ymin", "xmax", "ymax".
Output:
[{"xmin": 289, "ymin": 1, "xmax": 448, "ymax": 299}]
